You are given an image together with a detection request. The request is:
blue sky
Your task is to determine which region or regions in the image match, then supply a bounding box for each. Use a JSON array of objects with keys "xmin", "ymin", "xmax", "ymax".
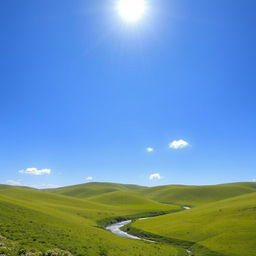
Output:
[{"xmin": 1, "ymin": 0, "xmax": 256, "ymax": 188}]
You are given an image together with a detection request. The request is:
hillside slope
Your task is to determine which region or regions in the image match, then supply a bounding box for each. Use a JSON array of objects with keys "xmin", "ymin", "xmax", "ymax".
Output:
[
  {"xmin": 47, "ymin": 182, "xmax": 146, "ymax": 198},
  {"xmin": 2, "ymin": 182, "xmax": 255, "ymax": 256},
  {"xmin": 0, "ymin": 185, "xmax": 181, "ymax": 256},
  {"xmin": 131, "ymin": 192, "xmax": 256, "ymax": 256},
  {"xmin": 87, "ymin": 190, "xmax": 180, "ymax": 212},
  {"xmin": 140, "ymin": 182, "xmax": 256, "ymax": 206},
  {"xmin": 49, "ymin": 182, "xmax": 256, "ymax": 207}
]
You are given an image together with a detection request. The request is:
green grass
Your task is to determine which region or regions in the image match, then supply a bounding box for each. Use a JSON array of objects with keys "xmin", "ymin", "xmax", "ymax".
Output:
[
  {"xmin": 49, "ymin": 182, "xmax": 256, "ymax": 207},
  {"xmin": 87, "ymin": 190, "xmax": 178, "ymax": 209},
  {"xmin": 131, "ymin": 192, "xmax": 256, "ymax": 256},
  {"xmin": 47, "ymin": 182, "xmax": 146, "ymax": 199},
  {"xmin": 140, "ymin": 182, "xmax": 256, "ymax": 206},
  {"xmin": 1, "ymin": 182, "xmax": 256, "ymax": 256},
  {"xmin": 0, "ymin": 185, "xmax": 182, "ymax": 256}
]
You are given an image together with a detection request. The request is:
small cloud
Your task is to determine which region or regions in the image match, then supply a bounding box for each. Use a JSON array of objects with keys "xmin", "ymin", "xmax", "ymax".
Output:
[
  {"xmin": 253, "ymin": 178, "xmax": 256, "ymax": 182},
  {"xmin": 19, "ymin": 167, "xmax": 51, "ymax": 176},
  {"xmin": 169, "ymin": 139, "xmax": 190, "ymax": 149},
  {"xmin": 6, "ymin": 180, "xmax": 22, "ymax": 186},
  {"xmin": 146, "ymin": 147, "xmax": 154, "ymax": 152},
  {"xmin": 85, "ymin": 176, "xmax": 93, "ymax": 181},
  {"xmin": 149, "ymin": 173, "xmax": 162, "ymax": 180}
]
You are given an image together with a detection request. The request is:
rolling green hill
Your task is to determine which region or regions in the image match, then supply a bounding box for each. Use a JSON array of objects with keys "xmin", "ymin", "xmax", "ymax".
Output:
[
  {"xmin": 1, "ymin": 182, "xmax": 256, "ymax": 256},
  {"xmin": 47, "ymin": 182, "xmax": 146, "ymax": 198},
  {"xmin": 140, "ymin": 182, "xmax": 256, "ymax": 206},
  {"xmin": 87, "ymin": 190, "xmax": 180, "ymax": 211},
  {"xmin": 88, "ymin": 190, "xmax": 160, "ymax": 205},
  {"xmin": 49, "ymin": 182, "xmax": 256, "ymax": 207},
  {"xmin": 0, "ymin": 185, "xmax": 182, "ymax": 256},
  {"xmin": 130, "ymin": 192, "xmax": 256, "ymax": 256}
]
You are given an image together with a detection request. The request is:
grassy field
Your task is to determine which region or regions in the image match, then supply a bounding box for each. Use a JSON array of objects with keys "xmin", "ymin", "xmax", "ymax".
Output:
[
  {"xmin": 1, "ymin": 182, "xmax": 256, "ymax": 256},
  {"xmin": 130, "ymin": 192, "xmax": 256, "ymax": 256},
  {"xmin": 47, "ymin": 182, "xmax": 146, "ymax": 199},
  {"xmin": 87, "ymin": 190, "xmax": 172, "ymax": 207},
  {"xmin": 0, "ymin": 185, "xmax": 181, "ymax": 256},
  {"xmin": 50, "ymin": 182, "xmax": 256, "ymax": 207},
  {"xmin": 139, "ymin": 182, "xmax": 256, "ymax": 206}
]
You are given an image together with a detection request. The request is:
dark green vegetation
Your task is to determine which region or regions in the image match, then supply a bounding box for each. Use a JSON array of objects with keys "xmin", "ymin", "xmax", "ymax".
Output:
[{"xmin": 0, "ymin": 182, "xmax": 256, "ymax": 256}]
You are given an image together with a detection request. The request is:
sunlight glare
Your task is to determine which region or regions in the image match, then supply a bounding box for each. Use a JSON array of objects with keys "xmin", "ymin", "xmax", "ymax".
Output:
[{"xmin": 117, "ymin": 0, "xmax": 146, "ymax": 23}]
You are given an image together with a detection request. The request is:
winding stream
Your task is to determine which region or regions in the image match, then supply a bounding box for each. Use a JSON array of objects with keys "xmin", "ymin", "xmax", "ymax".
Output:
[
  {"xmin": 106, "ymin": 217, "xmax": 153, "ymax": 242},
  {"xmin": 106, "ymin": 220, "xmax": 141, "ymax": 240},
  {"xmin": 105, "ymin": 206, "xmax": 192, "ymax": 253},
  {"xmin": 105, "ymin": 206, "xmax": 191, "ymax": 241}
]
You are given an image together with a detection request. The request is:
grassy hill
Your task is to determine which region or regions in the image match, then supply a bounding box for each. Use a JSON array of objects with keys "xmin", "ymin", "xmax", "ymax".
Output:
[
  {"xmin": 0, "ymin": 185, "xmax": 182, "ymax": 256},
  {"xmin": 1, "ymin": 182, "xmax": 256, "ymax": 256},
  {"xmin": 51, "ymin": 182, "xmax": 256, "ymax": 207},
  {"xmin": 140, "ymin": 182, "xmax": 256, "ymax": 206},
  {"xmin": 47, "ymin": 182, "xmax": 146, "ymax": 198},
  {"xmin": 87, "ymin": 190, "xmax": 180, "ymax": 212},
  {"xmin": 130, "ymin": 192, "xmax": 256, "ymax": 256}
]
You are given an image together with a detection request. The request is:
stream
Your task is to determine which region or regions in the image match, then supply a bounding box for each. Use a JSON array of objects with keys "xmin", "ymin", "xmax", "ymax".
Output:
[
  {"xmin": 106, "ymin": 220, "xmax": 141, "ymax": 240},
  {"xmin": 106, "ymin": 217, "xmax": 153, "ymax": 242},
  {"xmin": 105, "ymin": 206, "xmax": 191, "ymax": 242}
]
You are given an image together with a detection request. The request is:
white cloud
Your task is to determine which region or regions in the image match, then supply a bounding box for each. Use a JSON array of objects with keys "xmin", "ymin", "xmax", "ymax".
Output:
[
  {"xmin": 146, "ymin": 147, "xmax": 154, "ymax": 152},
  {"xmin": 19, "ymin": 167, "xmax": 51, "ymax": 176},
  {"xmin": 6, "ymin": 180, "xmax": 22, "ymax": 186},
  {"xmin": 85, "ymin": 176, "xmax": 93, "ymax": 181},
  {"xmin": 253, "ymin": 178, "xmax": 256, "ymax": 182},
  {"xmin": 169, "ymin": 139, "xmax": 190, "ymax": 149},
  {"xmin": 149, "ymin": 173, "xmax": 162, "ymax": 180}
]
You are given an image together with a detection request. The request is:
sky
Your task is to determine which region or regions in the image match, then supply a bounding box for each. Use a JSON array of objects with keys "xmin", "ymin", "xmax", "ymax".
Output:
[{"xmin": 1, "ymin": 0, "xmax": 256, "ymax": 188}]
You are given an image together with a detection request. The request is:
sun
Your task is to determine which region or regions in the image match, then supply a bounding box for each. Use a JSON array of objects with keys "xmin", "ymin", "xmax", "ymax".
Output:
[{"xmin": 117, "ymin": 0, "xmax": 146, "ymax": 23}]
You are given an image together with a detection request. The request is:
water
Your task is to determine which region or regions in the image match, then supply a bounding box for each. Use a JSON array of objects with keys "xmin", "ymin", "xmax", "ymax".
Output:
[
  {"xmin": 106, "ymin": 206, "xmax": 192, "ymax": 245},
  {"xmin": 106, "ymin": 220, "xmax": 141, "ymax": 240},
  {"xmin": 105, "ymin": 219, "xmax": 153, "ymax": 242},
  {"xmin": 105, "ymin": 212, "xmax": 192, "ymax": 255}
]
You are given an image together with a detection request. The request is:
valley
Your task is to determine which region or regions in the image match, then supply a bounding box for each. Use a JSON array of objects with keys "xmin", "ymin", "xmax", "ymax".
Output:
[{"xmin": 0, "ymin": 182, "xmax": 255, "ymax": 256}]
